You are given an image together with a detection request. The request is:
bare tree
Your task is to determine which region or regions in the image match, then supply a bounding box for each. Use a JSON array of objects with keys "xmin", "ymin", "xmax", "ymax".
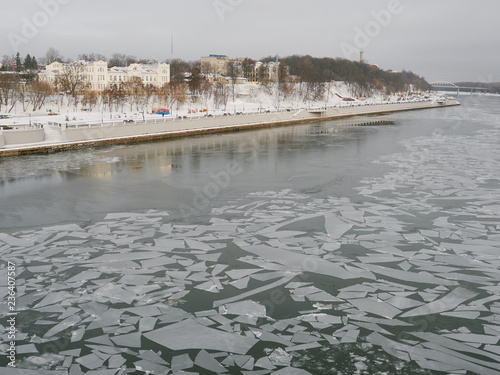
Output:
[
  {"xmin": 169, "ymin": 59, "xmax": 188, "ymax": 84},
  {"xmin": 113, "ymin": 84, "xmax": 127, "ymax": 112},
  {"xmin": 172, "ymin": 82, "xmax": 187, "ymax": 111},
  {"xmin": 1, "ymin": 55, "xmax": 14, "ymax": 71},
  {"xmin": 278, "ymin": 61, "xmax": 294, "ymax": 100},
  {"xmin": 81, "ymin": 88, "xmax": 98, "ymax": 111},
  {"xmin": 124, "ymin": 76, "xmax": 144, "ymax": 111},
  {"xmin": 187, "ymin": 66, "xmax": 203, "ymax": 95},
  {"xmin": 44, "ymin": 47, "xmax": 63, "ymax": 65},
  {"xmin": 109, "ymin": 53, "xmax": 136, "ymax": 68},
  {"xmin": 200, "ymin": 61, "xmax": 212, "ymax": 75},
  {"xmin": 102, "ymin": 84, "xmax": 126, "ymax": 112},
  {"xmin": 142, "ymin": 84, "xmax": 156, "ymax": 113},
  {"xmin": 241, "ymin": 58, "xmax": 255, "ymax": 80},
  {"xmin": 199, "ymin": 80, "xmax": 213, "ymax": 108},
  {"xmin": 17, "ymin": 83, "xmax": 29, "ymax": 111},
  {"xmin": 109, "ymin": 53, "xmax": 126, "ymax": 68},
  {"xmin": 226, "ymin": 61, "xmax": 238, "ymax": 101},
  {"xmin": 213, "ymin": 82, "xmax": 229, "ymax": 110},
  {"xmin": 78, "ymin": 52, "xmax": 107, "ymax": 62},
  {"xmin": 158, "ymin": 82, "xmax": 176, "ymax": 111},
  {"xmin": 0, "ymin": 73, "xmax": 21, "ymax": 112},
  {"xmin": 101, "ymin": 87, "xmax": 113, "ymax": 112},
  {"xmin": 55, "ymin": 61, "xmax": 88, "ymax": 108}
]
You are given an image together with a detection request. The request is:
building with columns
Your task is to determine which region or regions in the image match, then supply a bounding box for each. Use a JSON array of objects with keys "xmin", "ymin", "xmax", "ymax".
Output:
[{"xmin": 39, "ymin": 61, "xmax": 170, "ymax": 91}]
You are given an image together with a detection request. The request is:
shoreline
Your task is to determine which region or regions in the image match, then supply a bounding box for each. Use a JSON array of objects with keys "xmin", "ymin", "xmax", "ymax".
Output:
[{"xmin": 0, "ymin": 99, "xmax": 459, "ymax": 157}]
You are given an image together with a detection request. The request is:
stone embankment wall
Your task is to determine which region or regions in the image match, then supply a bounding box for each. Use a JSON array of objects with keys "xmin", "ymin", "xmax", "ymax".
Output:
[
  {"xmin": 0, "ymin": 129, "xmax": 45, "ymax": 147},
  {"xmin": 0, "ymin": 99, "xmax": 459, "ymax": 157}
]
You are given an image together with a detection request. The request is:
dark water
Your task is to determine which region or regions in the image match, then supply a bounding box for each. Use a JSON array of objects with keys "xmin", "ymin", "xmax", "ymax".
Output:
[
  {"xmin": 0, "ymin": 95, "xmax": 499, "ymax": 374},
  {"xmin": 0, "ymin": 99, "xmax": 477, "ymax": 231}
]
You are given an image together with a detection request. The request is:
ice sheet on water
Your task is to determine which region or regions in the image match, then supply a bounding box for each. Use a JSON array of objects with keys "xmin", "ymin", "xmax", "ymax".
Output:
[
  {"xmin": 134, "ymin": 359, "xmax": 170, "ymax": 374},
  {"xmin": 354, "ymin": 262, "xmax": 459, "ymax": 286},
  {"xmin": 185, "ymin": 239, "xmax": 214, "ymax": 251},
  {"xmin": 44, "ymin": 315, "xmax": 81, "ymax": 338},
  {"xmin": 76, "ymin": 353, "xmax": 106, "ymax": 370},
  {"xmin": 351, "ymin": 321, "xmax": 394, "ymax": 336},
  {"xmin": 286, "ymin": 342, "xmax": 323, "ymax": 352},
  {"xmin": 110, "ymin": 332, "xmax": 142, "ymax": 348},
  {"xmin": 411, "ymin": 332, "xmax": 500, "ymax": 371},
  {"xmin": 80, "ymin": 301, "xmax": 108, "ymax": 317},
  {"xmin": 324, "ymin": 213, "xmax": 353, "ymax": 239},
  {"xmin": 86, "ymin": 334, "xmax": 114, "ymax": 346},
  {"xmin": 291, "ymin": 332, "xmax": 323, "ymax": 344},
  {"xmin": 348, "ymin": 298, "xmax": 401, "ymax": 319},
  {"xmin": 250, "ymin": 271, "xmax": 288, "ymax": 282},
  {"xmin": 226, "ymin": 268, "xmax": 262, "ymax": 279},
  {"xmin": 0, "ymin": 232, "xmax": 35, "ymax": 247},
  {"xmin": 95, "ymin": 283, "xmax": 137, "ymax": 304},
  {"xmin": 1, "ymin": 370, "xmax": 69, "ymax": 375},
  {"xmin": 291, "ymin": 286, "xmax": 324, "ymax": 297},
  {"xmin": 108, "ymin": 354, "xmax": 127, "ymax": 368},
  {"xmin": 66, "ymin": 270, "xmax": 101, "ymax": 283},
  {"xmin": 140, "ymin": 256, "xmax": 177, "ymax": 268},
  {"xmin": 71, "ymin": 327, "xmax": 85, "ymax": 343},
  {"xmin": 118, "ymin": 274, "xmax": 154, "ymax": 285},
  {"xmin": 254, "ymin": 330, "xmax": 292, "ymax": 347},
  {"xmin": 241, "ymin": 244, "xmax": 357, "ymax": 280},
  {"xmin": 171, "ymin": 353, "xmax": 194, "ymax": 372},
  {"xmin": 340, "ymin": 329, "xmax": 360, "ymax": 344},
  {"xmin": 230, "ymin": 276, "xmax": 250, "ymax": 289},
  {"xmin": 90, "ymin": 251, "xmax": 163, "ymax": 264},
  {"xmin": 16, "ymin": 343, "xmax": 38, "ymax": 354},
  {"xmin": 306, "ymin": 291, "xmax": 342, "ymax": 302},
  {"xmin": 402, "ymin": 233, "xmax": 425, "ymax": 242},
  {"xmin": 401, "ymin": 287, "xmax": 478, "ymax": 318},
  {"xmin": 138, "ymin": 317, "xmax": 157, "ymax": 332},
  {"xmin": 443, "ymin": 333, "xmax": 499, "ymax": 345},
  {"xmin": 195, "ymin": 280, "xmax": 219, "ymax": 293},
  {"xmin": 357, "ymin": 254, "xmax": 406, "ymax": 264},
  {"xmin": 27, "ymin": 265, "xmax": 53, "ymax": 273},
  {"xmin": 267, "ymin": 348, "xmax": 292, "ymax": 367},
  {"xmin": 213, "ymin": 274, "xmax": 296, "ymax": 307},
  {"xmin": 86, "ymin": 309, "xmax": 122, "ymax": 330},
  {"xmin": 33, "ymin": 291, "xmax": 71, "ymax": 308},
  {"xmin": 85, "ymin": 344, "xmax": 130, "ymax": 355},
  {"xmin": 337, "ymin": 291, "xmax": 367, "ymax": 299},
  {"xmin": 144, "ymin": 319, "xmax": 258, "ymax": 354},
  {"xmin": 193, "ymin": 350, "xmax": 226, "ymax": 373},
  {"xmin": 220, "ymin": 300, "xmax": 267, "ymax": 317},
  {"xmin": 385, "ymin": 295, "xmax": 424, "ymax": 310}
]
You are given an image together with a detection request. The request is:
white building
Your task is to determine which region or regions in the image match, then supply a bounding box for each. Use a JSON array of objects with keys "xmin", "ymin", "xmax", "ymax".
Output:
[{"xmin": 39, "ymin": 61, "xmax": 170, "ymax": 91}]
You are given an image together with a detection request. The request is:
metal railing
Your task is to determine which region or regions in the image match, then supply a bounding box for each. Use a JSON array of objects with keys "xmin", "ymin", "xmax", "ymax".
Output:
[
  {"xmin": 42, "ymin": 98, "xmax": 435, "ymax": 130},
  {"xmin": 0, "ymin": 123, "xmax": 44, "ymax": 131}
]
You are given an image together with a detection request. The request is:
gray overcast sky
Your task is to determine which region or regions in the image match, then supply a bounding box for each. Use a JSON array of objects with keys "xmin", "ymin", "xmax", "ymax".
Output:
[{"xmin": 1, "ymin": 0, "xmax": 499, "ymax": 83}]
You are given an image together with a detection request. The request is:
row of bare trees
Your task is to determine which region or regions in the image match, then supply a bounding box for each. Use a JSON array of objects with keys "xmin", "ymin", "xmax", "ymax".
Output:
[
  {"xmin": 0, "ymin": 74, "xmax": 53, "ymax": 113},
  {"xmin": 94, "ymin": 80, "xmax": 189, "ymax": 113}
]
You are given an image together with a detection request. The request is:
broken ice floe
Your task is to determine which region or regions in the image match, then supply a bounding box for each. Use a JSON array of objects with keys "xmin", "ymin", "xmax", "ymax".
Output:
[{"xmin": 2, "ymin": 127, "xmax": 500, "ymax": 374}]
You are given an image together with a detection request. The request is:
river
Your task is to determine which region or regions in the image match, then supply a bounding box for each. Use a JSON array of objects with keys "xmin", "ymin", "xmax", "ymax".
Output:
[{"xmin": 0, "ymin": 95, "xmax": 499, "ymax": 374}]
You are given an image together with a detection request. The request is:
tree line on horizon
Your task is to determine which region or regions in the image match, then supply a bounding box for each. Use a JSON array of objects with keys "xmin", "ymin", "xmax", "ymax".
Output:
[
  {"xmin": 0, "ymin": 47, "xmax": 448, "ymax": 114},
  {"xmin": 4, "ymin": 48, "xmax": 498, "ymax": 93}
]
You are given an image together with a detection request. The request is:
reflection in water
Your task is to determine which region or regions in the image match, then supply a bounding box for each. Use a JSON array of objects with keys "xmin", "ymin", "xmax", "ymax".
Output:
[{"xmin": 0, "ymin": 115, "xmax": 408, "ymax": 230}]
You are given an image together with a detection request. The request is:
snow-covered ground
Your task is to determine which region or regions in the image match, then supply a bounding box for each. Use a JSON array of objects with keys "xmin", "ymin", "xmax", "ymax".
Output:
[{"xmin": 0, "ymin": 82, "xmax": 435, "ymax": 129}]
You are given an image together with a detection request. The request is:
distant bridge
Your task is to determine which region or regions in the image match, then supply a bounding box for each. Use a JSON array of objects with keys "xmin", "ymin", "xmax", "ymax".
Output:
[{"xmin": 430, "ymin": 81, "xmax": 487, "ymax": 94}]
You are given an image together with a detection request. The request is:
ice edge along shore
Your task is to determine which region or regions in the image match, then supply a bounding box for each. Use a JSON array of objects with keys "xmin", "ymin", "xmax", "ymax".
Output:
[{"xmin": 0, "ymin": 99, "xmax": 459, "ymax": 157}]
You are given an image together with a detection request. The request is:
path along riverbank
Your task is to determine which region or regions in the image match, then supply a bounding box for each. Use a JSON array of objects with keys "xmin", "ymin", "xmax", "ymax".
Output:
[{"xmin": 0, "ymin": 98, "xmax": 459, "ymax": 157}]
